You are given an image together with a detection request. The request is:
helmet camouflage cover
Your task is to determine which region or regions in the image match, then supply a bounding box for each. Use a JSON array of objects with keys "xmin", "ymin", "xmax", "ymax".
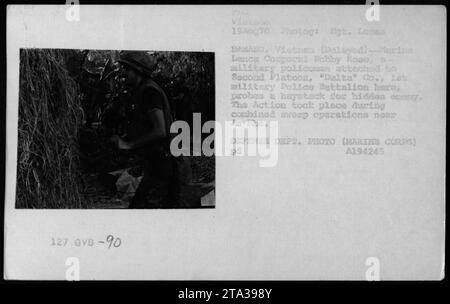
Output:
[{"xmin": 117, "ymin": 51, "xmax": 158, "ymax": 77}]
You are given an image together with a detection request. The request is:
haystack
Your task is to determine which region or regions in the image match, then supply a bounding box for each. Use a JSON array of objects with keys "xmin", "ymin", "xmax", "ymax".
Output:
[{"xmin": 16, "ymin": 49, "xmax": 85, "ymax": 208}]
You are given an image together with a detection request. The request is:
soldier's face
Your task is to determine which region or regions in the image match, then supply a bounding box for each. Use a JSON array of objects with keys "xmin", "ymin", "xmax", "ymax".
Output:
[{"xmin": 119, "ymin": 65, "xmax": 141, "ymax": 89}]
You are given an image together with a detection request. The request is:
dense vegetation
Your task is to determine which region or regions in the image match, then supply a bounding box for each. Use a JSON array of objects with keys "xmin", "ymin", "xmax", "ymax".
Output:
[{"xmin": 17, "ymin": 48, "xmax": 215, "ymax": 208}]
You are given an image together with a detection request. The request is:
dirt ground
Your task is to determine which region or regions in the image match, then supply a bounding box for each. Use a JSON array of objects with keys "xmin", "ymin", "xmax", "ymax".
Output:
[{"xmin": 81, "ymin": 156, "xmax": 215, "ymax": 209}]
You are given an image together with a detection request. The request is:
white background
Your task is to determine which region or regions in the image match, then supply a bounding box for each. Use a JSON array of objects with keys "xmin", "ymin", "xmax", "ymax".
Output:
[{"xmin": 5, "ymin": 5, "xmax": 446, "ymax": 280}]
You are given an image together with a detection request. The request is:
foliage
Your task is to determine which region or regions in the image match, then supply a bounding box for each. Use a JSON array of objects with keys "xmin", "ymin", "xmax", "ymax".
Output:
[
  {"xmin": 16, "ymin": 48, "xmax": 215, "ymax": 208},
  {"xmin": 150, "ymin": 51, "xmax": 215, "ymax": 119},
  {"xmin": 79, "ymin": 50, "xmax": 215, "ymax": 122}
]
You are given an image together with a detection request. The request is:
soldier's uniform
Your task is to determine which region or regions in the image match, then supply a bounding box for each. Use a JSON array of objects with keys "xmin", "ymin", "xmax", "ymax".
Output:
[{"xmin": 118, "ymin": 51, "xmax": 180, "ymax": 208}]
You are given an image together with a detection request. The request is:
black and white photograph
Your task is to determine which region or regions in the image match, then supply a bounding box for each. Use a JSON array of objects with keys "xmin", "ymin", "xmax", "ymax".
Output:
[
  {"xmin": 16, "ymin": 48, "xmax": 215, "ymax": 209},
  {"xmin": 3, "ymin": 4, "xmax": 446, "ymax": 283}
]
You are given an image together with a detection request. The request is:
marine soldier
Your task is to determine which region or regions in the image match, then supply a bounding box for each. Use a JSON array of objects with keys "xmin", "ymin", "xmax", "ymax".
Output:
[{"xmin": 111, "ymin": 51, "xmax": 180, "ymax": 208}]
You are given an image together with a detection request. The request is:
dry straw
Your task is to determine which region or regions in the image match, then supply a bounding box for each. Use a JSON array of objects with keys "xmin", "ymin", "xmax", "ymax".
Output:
[{"xmin": 17, "ymin": 49, "xmax": 86, "ymax": 208}]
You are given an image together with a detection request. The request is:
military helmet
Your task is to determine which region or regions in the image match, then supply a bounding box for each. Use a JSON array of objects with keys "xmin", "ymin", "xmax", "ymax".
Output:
[{"xmin": 117, "ymin": 51, "xmax": 157, "ymax": 77}]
